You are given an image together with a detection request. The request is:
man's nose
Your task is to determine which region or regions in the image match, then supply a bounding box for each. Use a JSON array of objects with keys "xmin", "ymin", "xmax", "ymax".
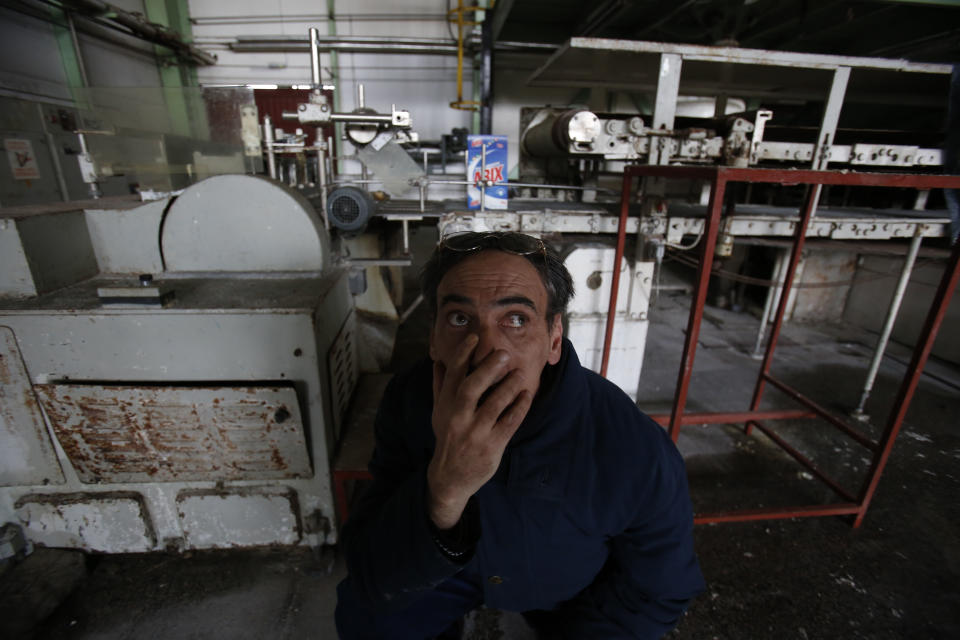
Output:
[{"xmin": 472, "ymin": 322, "xmax": 504, "ymax": 366}]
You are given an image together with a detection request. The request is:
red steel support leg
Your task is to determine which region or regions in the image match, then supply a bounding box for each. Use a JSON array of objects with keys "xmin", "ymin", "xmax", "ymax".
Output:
[
  {"xmin": 668, "ymin": 175, "xmax": 727, "ymax": 442},
  {"xmin": 601, "ymin": 170, "xmax": 634, "ymax": 378},
  {"xmin": 745, "ymin": 184, "xmax": 822, "ymax": 435},
  {"xmin": 854, "ymin": 239, "xmax": 960, "ymax": 528}
]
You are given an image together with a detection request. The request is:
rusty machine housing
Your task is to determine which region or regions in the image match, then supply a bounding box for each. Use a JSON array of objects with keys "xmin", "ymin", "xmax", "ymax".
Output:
[{"xmin": 0, "ymin": 174, "xmax": 356, "ymax": 552}]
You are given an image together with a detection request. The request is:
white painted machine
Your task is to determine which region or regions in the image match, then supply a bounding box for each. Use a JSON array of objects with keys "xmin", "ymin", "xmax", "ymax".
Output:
[{"xmin": 0, "ymin": 175, "xmax": 356, "ymax": 552}]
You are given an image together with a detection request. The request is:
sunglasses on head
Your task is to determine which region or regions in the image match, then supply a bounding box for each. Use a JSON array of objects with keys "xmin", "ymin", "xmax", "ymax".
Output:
[{"xmin": 440, "ymin": 232, "xmax": 546, "ymax": 259}]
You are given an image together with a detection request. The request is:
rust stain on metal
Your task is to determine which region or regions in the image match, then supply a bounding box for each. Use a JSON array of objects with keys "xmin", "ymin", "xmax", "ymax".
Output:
[{"xmin": 33, "ymin": 384, "xmax": 313, "ymax": 484}]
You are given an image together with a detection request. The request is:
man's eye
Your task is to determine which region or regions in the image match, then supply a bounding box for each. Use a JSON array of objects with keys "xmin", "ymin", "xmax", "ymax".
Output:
[
  {"xmin": 447, "ymin": 311, "xmax": 469, "ymax": 327},
  {"xmin": 503, "ymin": 313, "xmax": 527, "ymax": 328}
]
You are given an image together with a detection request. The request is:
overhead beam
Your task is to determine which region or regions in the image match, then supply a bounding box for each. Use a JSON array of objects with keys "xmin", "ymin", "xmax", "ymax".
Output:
[{"xmin": 489, "ymin": 0, "xmax": 515, "ymax": 42}]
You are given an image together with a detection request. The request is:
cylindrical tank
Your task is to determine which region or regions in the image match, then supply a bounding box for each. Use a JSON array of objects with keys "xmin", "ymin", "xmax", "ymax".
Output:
[{"xmin": 521, "ymin": 109, "xmax": 602, "ymax": 157}]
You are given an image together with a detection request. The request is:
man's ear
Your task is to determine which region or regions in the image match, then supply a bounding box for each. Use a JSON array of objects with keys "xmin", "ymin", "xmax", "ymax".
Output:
[{"xmin": 547, "ymin": 314, "xmax": 563, "ymax": 365}]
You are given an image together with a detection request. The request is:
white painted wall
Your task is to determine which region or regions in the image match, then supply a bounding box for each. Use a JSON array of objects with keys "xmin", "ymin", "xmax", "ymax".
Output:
[{"xmin": 189, "ymin": 0, "xmax": 474, "ymax": 143}]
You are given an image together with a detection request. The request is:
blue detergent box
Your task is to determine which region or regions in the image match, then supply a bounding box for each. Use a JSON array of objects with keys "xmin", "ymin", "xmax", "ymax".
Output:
[{"xmin": 466, "ymin": 135, "xmax": 508, "ymax": 210}]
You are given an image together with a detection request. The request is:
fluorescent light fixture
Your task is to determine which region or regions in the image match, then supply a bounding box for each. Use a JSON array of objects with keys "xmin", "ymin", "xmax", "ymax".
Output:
[{"xmin": 246, "ymin": 84, "xmax": 279, "ymax": 90}]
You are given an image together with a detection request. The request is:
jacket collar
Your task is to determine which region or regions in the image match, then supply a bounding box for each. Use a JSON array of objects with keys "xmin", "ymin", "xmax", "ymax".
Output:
[{"xmin": 508, "ymin": 338, "xmax": 583, "ymax": 447}]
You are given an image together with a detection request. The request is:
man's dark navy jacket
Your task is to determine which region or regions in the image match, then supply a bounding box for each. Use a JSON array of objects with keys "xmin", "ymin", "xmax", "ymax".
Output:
[{"xmin": 341, "ymin": 339, "xmax": 705, "ymax": 638}]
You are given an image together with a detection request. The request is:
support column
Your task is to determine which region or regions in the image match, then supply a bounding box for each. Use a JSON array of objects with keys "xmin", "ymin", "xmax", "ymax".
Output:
[
  {"xmin": 143, "ymin": 0, "xmax": 205, "ymax": 139},
  {"xmin": 813, "ymin": 66, "xmax": 850, "ymax": 171}
]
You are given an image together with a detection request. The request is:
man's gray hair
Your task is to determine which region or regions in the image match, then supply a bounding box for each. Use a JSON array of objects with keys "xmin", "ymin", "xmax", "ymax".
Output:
[{"xmin": 419, "ymin": 232, "xmax": 575, "ymax": 324}]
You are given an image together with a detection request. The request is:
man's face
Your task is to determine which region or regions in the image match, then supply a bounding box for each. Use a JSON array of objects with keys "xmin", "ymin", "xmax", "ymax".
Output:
[{"xmin": 429, "ymin": 250, "xmax": 563, "ymax": 401}]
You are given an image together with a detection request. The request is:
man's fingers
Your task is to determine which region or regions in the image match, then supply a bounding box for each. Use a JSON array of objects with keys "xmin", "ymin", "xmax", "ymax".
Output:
[
  {"xmin": 443, "ymin": 334, "xmax": 478, "ymax": 396},
  {"xmin": 475, "ymin": 369, "xmax": 527, "ymax": 425},
  {"xmin": 492, "ymin": 389, "xmax": 533, "ymax": 446},
  {"xmin": 458, "ymin": 349, "xmax": 511, "ymax": 405}
]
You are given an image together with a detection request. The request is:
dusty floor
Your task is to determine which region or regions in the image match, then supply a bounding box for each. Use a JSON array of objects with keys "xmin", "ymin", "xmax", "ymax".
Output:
[{"xmin": 4, "ymin": 270, "xmax": 960, "ymax": 640}]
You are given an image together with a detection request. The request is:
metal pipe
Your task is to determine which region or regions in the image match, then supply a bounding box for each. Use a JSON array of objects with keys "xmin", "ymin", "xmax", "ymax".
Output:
[
  {"xmin": 452, "ymin": 0, "xmax": 466, "ymax": 108},
  {"xmin": 309, "ymin": 27, "xmax": 321, "ymax": 87},
  {"xmin": 399, "ymin": 294, "xmax": 424, "ymax": 325},
  {"xmin": 343, "ymin": 258, "xmax": 413, "ymax": 267},
  {"xmin": 329, "ymin": 112, "xmax": 395, "ymax": 124},
  {"xmin": 62, "ymin": 0, "xmax": 216, "ymax": 65},
  {"xmin": 851, "ymin": 227, "xmax": 924, "ymax": 420},
  {"xmin": 600, "ymin": 173, "xmax": 632, "ymax": 378},
  {"xmin": 357, "ymin": 83, "xmax": 365, "ymax": 109},
  {"xmin": 480, "ymin": 14, "xmax": 493, "ymax": 134},
  {"xmin": 423, "ymin": 178, "xmax": 601, "ymax": 191},
  {"xmin": 751, "ymin": 247, "xmax": 787, "ymax": 358},
  {"xmin": 224, "ymin": 34, "xmax": 554, "ymax": 54},
  {"xmin": 325, "ymin": 0, "xmax": 343, "ymax": 176},
  {"xmin": 402, "ymin": 219, "xmax": 411, "ymax": 255},
  {"xmin": 480, "ymin": 142, "xmax": 487, "ymax": 213},
  {"xmin": 263, "ymin": 115, "xmax": 277, "ymax": 180},
  {"xmin": 230, "ymin": 36, "xmax": 461, "ymax": 55},
  {"xmin": 66, "ymin": 12, "xmax": 90, "ymax": 87},
  {"xmin": 695, "ymin": 503, "xmax": 861, "ymax": 525},
  {"xmin": 648, "ymin": 409, "xmax": 815, "ymax": 427},
  {"xmin": 316, "ymin": 131, "xmax": 329, "ymax": 231},
  {"xmin": 327, "ymin": 135, "xmax": 337, "ymax": 180}
]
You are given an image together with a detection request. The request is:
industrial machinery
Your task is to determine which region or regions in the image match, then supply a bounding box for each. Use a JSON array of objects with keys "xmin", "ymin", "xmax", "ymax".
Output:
[
  {"xmin": 433, "ymin": 39, "xmax": 955, "ymax": 398},
  {"xmin": 1, "ymin": 25, "xmax": 956, "ymax": 551},
  {"xmin": 0, "ymin": 174, "xmax": 355, "ymax": 552},
  {"xmin": 249, "ymin": 32, "xmax": 956, "ymax": 400}
]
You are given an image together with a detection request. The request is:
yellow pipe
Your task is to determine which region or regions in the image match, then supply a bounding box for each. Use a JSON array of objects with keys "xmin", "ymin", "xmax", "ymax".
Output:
[{"xmin": 448, "ymin": 0, "xmax": 482, "ymax": 111}]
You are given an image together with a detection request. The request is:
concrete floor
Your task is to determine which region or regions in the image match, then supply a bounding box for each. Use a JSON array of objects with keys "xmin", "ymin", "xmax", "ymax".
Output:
[{"xmin": 4, "ymin": 274, "xmax": 960, "ymax": 640}]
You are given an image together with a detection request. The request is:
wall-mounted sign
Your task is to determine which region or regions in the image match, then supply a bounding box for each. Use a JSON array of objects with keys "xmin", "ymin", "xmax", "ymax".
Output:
[{"xmin": 6, "ymin": 138, "xmax": 41, "ymax": 181}]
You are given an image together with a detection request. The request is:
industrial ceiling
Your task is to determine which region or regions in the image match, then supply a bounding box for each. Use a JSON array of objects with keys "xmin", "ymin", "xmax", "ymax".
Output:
[{"xmin": 491, "ymin": 0, "xmax": 960, "ymax": 64}]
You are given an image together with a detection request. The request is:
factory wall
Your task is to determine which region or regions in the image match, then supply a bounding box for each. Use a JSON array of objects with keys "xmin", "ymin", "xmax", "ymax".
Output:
[
  {"xmin": 186, "ymin": 0, "xmax": 586, "ymax": 178},
  {"xmin": 188, "ymin": 0, "xmax": 474, "ymax": 143},
  {"xmin": 0, "ymin": 1, "xmax": 162, "ymax": 103},
  {"xmin": 844, "ymin": 253, "xmax": 960, "ymax": 366},
  {"xmin": 0, "ymin": 6, "xmax": 72, "ymax": 103}
]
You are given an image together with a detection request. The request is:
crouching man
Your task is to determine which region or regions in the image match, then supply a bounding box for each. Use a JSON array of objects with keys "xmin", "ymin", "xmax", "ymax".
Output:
[{"xmin": 336, "ymin": 232, "xmax": 705, "ymax": 639}]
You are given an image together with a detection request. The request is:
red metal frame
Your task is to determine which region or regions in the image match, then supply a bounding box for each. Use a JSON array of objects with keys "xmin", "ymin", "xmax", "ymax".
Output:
[{"xmin": 616, "ymin": 166, "xmax": 960, "ymax": 528}]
